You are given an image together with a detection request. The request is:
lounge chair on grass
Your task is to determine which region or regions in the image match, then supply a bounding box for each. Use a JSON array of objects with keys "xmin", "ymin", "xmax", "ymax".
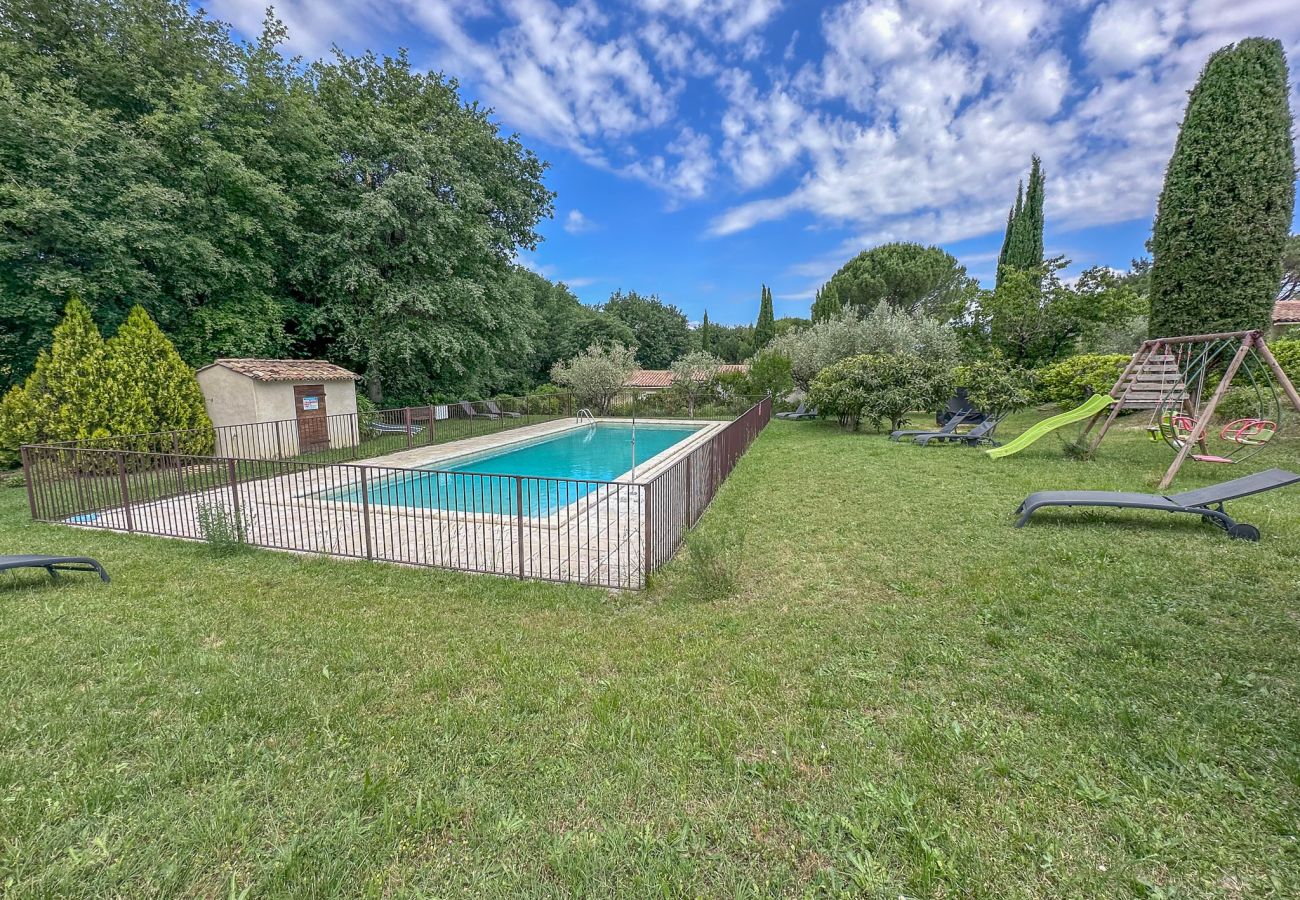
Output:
[
  {"xmin": 369, "ymin": 421, "xmax": 425, "ymax": 435},
  {"xmin": 778, "ymin": 403, "xmax": 818, "ymax": 421},
  {"xmin": 485, "ymin": 400, "xmax": 521, "ymax": 418},
  {"xmin": 915, "ymin": 415, "xmax": 1003, "ymax": 447},
  {"xmin": 1, "ymin": 555, "xmax": 110, "ymax": 582},
  {"xmin": 891, "ymin": 409, "xmax": 967, "ymax": 442},
  {"xmin": 1015, "ymin": 467, "xmax": 1300, "ymax": 541},
  {"xmin": 458, "ymin": 401, "xmax": 498, "ymax": 420}
]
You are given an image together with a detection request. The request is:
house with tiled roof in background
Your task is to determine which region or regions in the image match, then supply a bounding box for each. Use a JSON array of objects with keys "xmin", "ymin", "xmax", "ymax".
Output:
[
  {"xmin": 623, "ymin": 364, "xmax": 750, "ymax": 394},
  {"xmin": 1273, "ymin": 300, "xmax": 1300, "ymax": 335}
]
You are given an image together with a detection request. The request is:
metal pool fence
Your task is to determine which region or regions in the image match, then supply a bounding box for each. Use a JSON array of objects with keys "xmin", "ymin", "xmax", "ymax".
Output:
[{"xmin": 21, "ymin": 396, "xmax": 771, "ymax": 589}]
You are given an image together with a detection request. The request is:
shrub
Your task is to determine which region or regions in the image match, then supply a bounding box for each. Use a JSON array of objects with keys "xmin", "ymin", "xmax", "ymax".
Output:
[
  {"xmin": 1268, "ymin": 338, "xmax": 1300, "ymax": 387},
  {"xmin": 1036, "ymin": 353, "xmax": 1130, "ymax": 406},
  {"xmin": 550, "ymin": 342, "xmax": 637, "ymax": 414},
  {"xmin": 809, "ymin": 352, "xmax": 953, "ymax": 431},
  {"xmin": 953, "ymin": 357, "xmax": 1037, "ymax": 417},
  {"xmin": 196, "ymin": 499, "xmax": 248, "ymax": 554},
  {"xmin": 0, "ymin": 300, "xmax": 215, "ymax": 465},
  {"xmin": 743, "ymin": 348, "xmax": 794, "ymax": 400},
  {"xmin": 0, "ymin": 298, "xmax": 110, "ymax": 467},
  {"xmin": 103, "ymin": 306, "xmax": 213, "ymax": 455}
]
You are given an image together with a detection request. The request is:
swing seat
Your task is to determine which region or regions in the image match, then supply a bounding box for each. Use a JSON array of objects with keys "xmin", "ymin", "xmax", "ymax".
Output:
[{"xmin": 1192, "ymin": 454, "xmax": 1233, "ymax": 464}]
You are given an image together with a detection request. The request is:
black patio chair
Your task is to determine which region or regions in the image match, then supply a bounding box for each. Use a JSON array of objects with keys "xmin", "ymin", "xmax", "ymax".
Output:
[{"xmin": 1, "ymin": 555, "xmax": 110, "ymax": 582}]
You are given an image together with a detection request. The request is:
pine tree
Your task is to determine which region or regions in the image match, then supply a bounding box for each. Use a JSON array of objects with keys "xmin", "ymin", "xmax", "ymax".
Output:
[
  {"xmin": 0, "ymin": 297, "xmax": 110, "ymax": 462},
  {"xmin": 1149, "ymin": 39, "xmax": 1296, "ymax": 337},
  {"xmin": 755, "ymin": 284, "xmax": 776, "ymax": 348},
  {"xmin": 103, "ymin": 306, "xmax": 213, "ymax": 453},
  {"xmin": 700, "ymin": 310, "xmax": 713, "ymax": 352}
]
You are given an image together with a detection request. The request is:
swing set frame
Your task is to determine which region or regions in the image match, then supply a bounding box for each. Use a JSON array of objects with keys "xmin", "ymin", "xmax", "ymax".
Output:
[{"xmin": 1079, "ymin": 330, "xmax": 1300, "ymax": 490}]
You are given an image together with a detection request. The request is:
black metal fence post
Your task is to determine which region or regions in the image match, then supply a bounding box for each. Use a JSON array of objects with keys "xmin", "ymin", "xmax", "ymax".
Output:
[
  {"xmin": 359, "ymin": 467, "xmax": 374, "ymax": 560},
  {"xmin": 116, "ymin": 452, "xmax": 134, "ymax": 533},
  {"xmin": 20, "ymin": 446, "xmax": 37, "ymax": 520},
  {"xmin": 516, "ymin": 476, "xmax": 525, "ymax": 579},
  {"xmin": 226, "ymin": 458, "xmax": 242, "ymax": 535}
]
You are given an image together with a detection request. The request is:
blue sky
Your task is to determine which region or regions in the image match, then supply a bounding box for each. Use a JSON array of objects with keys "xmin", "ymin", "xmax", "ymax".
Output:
[{"xmin": 206, "ymin": 0, "xmax": 1300, "ymax": 325}]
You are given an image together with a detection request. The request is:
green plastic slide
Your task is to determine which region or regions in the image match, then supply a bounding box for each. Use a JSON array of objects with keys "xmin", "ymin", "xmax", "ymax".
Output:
[{"xmin": 985, "ymin": 393, "xmax": 1115, "ymax": 459}]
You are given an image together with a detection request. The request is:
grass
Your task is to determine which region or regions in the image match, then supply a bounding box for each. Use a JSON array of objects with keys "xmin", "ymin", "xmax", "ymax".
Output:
[{"xmin": 2, "ymin": 410, "xmax": 1300, "ymax": 897}]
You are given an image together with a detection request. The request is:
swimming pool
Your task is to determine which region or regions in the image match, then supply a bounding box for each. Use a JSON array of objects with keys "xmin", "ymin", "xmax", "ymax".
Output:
[{"xmin": 332, "ymin": 423, "xmax": 701, "ymax": 515}]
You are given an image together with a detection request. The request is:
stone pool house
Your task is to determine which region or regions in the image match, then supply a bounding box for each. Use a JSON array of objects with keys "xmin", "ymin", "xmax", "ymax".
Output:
[{"xmin": 195, "ymin": 358, "xmax": 360, "ymax": 459}]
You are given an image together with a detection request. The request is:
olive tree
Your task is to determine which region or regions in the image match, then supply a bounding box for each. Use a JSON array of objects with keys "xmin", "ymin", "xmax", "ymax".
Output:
[
  {"xmin": 808, "ymin": 353, "xmax": 953, "ymax": 432},
  {"xmin": 550, "ymin": 342, "xmax": 637, "ymax": 414},
  {"xmin": 771, "ymin": 304, "xmax": 957, "ymax": 391},
  {"xmin": 669, "ymin": 351, "xmax": 723, "ymax": 416}
]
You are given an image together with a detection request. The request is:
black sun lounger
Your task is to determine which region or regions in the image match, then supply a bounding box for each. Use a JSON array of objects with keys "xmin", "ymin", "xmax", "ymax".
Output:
[
  {"xmin": 1014, "ymin": 468, "xmax": 1300, "ymax": 540},
  {"xmin": 915, "ymin": 415, "xmax": 1002, "ymax": 447},
  {"xmin": 891, "ymin": 409, "xmax": 967, "ymax": 442},
  {"xmin": 0, "ymin": 555, "xmax": 110, "ymax": 582}
]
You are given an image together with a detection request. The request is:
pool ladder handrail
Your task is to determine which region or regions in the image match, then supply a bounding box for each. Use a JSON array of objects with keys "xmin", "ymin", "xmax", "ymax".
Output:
[{"xmin": 576, "ymin": 408, "xmax": 596, "ymax": 426}]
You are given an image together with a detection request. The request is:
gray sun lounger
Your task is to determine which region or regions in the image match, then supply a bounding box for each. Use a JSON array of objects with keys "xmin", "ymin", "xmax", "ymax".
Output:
[
  {"xmin": 1015, "ymin": 467, "xmax": 1300, "ymax": 540},
  {"xmin": 915, "ymin": 415, "xmax": 1002, "ymax": 447},
  {"xmin": 776, "ymin": 402, "xmax": 810, "ymax": 420},
  {"xmin": 485, "ymin": 400, "xmax": 521, "ymax": 418},
  {"xmin": 1, "ymin": 554, "xmax": 110, "ymax": 582},
  {"xmin": 891, "ymin": 409, "xmax": 968, "ymax": 442},
  {"xmin": 459, "ymin": 400, "xmax": 498, "ymax": 420},
  {"xmin": 785, "ymin": 405, "xmax": 818, "ymax": 420}
]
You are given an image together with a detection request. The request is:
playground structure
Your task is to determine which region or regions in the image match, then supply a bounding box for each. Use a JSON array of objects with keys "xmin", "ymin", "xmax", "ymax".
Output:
[{"xmin": 1079, "ymin": 331, "xmax": 1300, "ymax": 489}]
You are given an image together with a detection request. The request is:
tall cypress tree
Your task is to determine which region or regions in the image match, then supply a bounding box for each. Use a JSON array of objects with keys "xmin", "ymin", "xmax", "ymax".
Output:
[
  {"xmin": 755, "ymin": 284, "xmax": 776, "ymax": 348},
  {"xmin": 997, "ymin": 157, "xmax": 1046, "ymax": 286},
  {"xmin": 996, "ymin": 181, "xmax": 1024, "ymax": 284},
  {"xmin": 1149, "ymin": 39, "xmax": 1296, "ymax": 337},
  {"xmin": 700, "ymin": 310, "xmax": 713, "ymax": 352}
]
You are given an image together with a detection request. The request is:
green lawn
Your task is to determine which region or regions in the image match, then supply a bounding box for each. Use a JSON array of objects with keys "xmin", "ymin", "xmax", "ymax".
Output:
[{"xmin": 3, "ymin": 413, "xmax": 1300, "ymax": 897}]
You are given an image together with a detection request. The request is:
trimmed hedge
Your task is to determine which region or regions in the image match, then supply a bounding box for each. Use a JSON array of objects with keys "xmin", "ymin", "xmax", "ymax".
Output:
[{"xmin": 1036, "ymin": 353, "xmax": 1130, "ymax": 406}]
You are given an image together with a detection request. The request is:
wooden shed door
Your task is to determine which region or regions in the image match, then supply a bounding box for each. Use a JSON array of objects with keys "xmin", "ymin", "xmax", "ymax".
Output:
[{"xmin": 294, "ymin": 384, "xmax": 329, "ymax": 451}]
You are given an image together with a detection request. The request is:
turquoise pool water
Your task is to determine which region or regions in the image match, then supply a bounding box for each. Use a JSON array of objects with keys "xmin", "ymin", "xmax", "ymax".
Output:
[{"xmin": 337, "ymin": 423, "xmax": 700, "ymax": 515}]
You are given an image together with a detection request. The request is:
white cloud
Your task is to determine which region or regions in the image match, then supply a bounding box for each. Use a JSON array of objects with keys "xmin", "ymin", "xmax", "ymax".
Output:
[
  {"xmin": 405, "ymin": 0, "xmax": 676, "ymax": 155},
  {"xmin": 564, "ymin": 209, "xmax": 597, "ymax": 233},
  {"xmin": 634, "ymin": 0, "xmax": 784, "ymax": 42},
  {"xmin": 1084, "ymin": 0, "xmax": 1184, "ymax": 74}
]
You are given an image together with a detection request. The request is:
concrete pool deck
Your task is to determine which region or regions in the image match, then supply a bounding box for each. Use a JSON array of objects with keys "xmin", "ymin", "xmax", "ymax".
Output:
[{"xmin": 65, "ymin": 416, "xmax": 731, "ymax": 589}]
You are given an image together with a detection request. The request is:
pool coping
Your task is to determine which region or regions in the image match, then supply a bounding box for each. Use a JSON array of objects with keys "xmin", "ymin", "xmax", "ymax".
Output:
[{"xmin": 282, "ymin": 417, "xmax": 729, "ymax": 529}]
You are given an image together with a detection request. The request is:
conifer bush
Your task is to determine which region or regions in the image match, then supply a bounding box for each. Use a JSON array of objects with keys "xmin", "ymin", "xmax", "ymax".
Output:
[
  {"xmin": 0, "ymin": 299, "xmax": 213, "ymax": 466},
  {"xmin": 1149, "ymin": 39, "xmax": 1296, "ymax": 336},
  {"xmin": 104, "ymin": 306, "xmax": 213, "ymax": 454}
]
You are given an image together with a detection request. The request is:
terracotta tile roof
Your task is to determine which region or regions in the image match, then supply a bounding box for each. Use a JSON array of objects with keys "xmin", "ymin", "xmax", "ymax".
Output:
[
  {"xmin": 1273, "ymin": 300, "xmax": 1300, "ymax": 324},
  {"xmin": 625, "ymin": 369, "xmax": 674, "ymax": 388},
  {"xmin": 202, "ymin": 358, "xmax": 360, "ymax": 382},
  {"xmin": 624, "ymin": 364, "xmax": 749, "ymax": 388}
]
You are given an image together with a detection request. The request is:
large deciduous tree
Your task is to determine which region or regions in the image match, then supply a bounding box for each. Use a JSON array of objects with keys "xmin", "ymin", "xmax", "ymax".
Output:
[
  {"xmin": 0, "ymin": 0, "xmax": 554, "ymax": 403},
  {"xmin": 817, "ymin": 243, "xmax": 978, "ymax": 320},
  {"xmin": 602, "ymin": 290, "xmax": 691, "ymax": 368},
  {"xmin": 1149, "ymin": 39, "xmax": 1295, "ymax": 337}
]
